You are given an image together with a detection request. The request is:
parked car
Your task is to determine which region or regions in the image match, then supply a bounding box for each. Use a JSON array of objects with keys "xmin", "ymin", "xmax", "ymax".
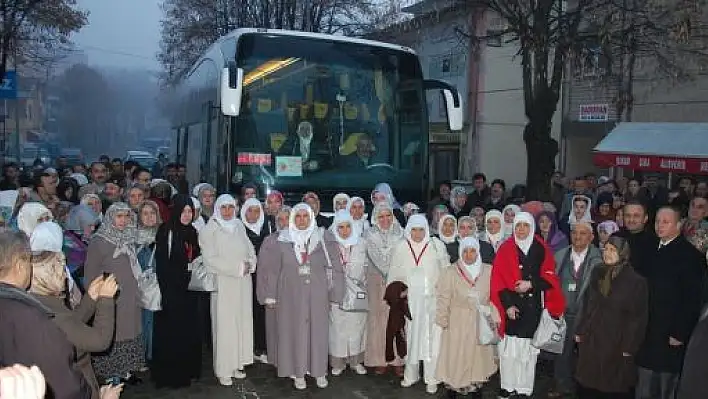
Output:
[{"xmin": 125, "ymin": 151, "xmax": 158, "ymax": 170}]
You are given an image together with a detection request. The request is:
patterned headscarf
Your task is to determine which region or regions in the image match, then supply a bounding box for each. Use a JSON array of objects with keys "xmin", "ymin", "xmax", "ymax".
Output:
[{"xmin": 95, "ymin": 202, "xmax": 137, "ymax": 252}]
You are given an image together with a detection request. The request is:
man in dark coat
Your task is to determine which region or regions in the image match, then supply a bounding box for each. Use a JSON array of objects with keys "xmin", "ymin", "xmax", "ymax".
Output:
[
  {"xmin": 677, "ymin": 306, "xmax": 708, "ymax": 398},
  {"xmin": 613, "ymin": 200, "xmax": 658, "ymax": 277},
  {"xmin": 0, "ymin": 231, "xmax": 91, "ymax": 399},
  {"xmin": 635, "ymin": 206, "xmax": 707, "ymax": 399}
]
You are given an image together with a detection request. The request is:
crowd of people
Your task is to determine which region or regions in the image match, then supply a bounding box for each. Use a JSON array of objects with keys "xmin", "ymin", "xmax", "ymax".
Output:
[{"xmin": 0, "ymin": 156, "xmax": 707, "ymax": 399}]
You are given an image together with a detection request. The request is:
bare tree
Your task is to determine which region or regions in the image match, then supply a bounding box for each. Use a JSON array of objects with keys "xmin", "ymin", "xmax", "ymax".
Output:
[
  {"xmin": 460, "ymin": 0, "xmax": 707, "ymax": 199},
  {"xmin": 157, "ymin": 0, "xmax": 401, "ymax": 85},
  {"xmin": 0, "ymin": 0, "xmax": 87, "ymax": 80}
]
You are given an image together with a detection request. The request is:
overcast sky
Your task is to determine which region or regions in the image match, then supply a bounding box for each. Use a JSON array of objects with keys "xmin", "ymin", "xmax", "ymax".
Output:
[{"xmin": 72, "ymin": 0, "xmax": 162, "ymax": 71}]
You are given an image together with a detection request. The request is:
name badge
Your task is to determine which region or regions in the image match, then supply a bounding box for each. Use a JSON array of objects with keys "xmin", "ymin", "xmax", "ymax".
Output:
[
  {"xmin": 357, "ymin": 292, "xmax": 367, "ymax": 300},
  {"xmin": 298, "ymin": 263, "xmax": 311, "ymax": 276},
  {"xmin": 567, "ymin": 283, "xmax": 577, "ymax": 292}
]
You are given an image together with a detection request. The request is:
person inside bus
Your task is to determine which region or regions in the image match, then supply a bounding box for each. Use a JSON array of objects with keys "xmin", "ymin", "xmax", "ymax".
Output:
[
  {"xmin": 280, "ymin": 120, "xmax": 329, "ymax": 172},
  {"xmin": 340, "ymin": 134, "xmax": 378, "ymax": 169}
]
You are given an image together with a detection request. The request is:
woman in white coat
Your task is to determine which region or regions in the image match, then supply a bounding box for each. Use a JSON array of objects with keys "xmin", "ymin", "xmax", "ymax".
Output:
[
  {"xmin": 387, "ymin": 214, "xmax": 449, "ymax": 394},
  {"xmin": 199, "ymin": 194, "xmax": 257, "ymax": 386},
  {"xmin": 329, "ymin": 210, "xmax": 369, "ymax": 376}
]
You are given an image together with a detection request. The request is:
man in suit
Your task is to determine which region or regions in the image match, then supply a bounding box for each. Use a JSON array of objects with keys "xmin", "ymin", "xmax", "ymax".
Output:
[
  {"xmin": 548, "ymin": 221, "xmax": 603, "ymax": 398},
  {"xmin": 635, "ymin": 206, "xmax": 706, "ymax": 399}
]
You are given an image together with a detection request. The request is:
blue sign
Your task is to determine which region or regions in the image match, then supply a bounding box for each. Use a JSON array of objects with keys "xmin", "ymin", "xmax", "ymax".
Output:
[{"xmin": 0, "ymin": 71, "xmax": 17, "ymax": 99}]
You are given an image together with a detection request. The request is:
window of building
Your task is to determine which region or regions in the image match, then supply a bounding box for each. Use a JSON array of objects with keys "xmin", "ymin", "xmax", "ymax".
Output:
[
  {"xmin": 573, "ymin": 38, "xmax": 610, "ymax": 78},
  {"xmin": 428, "ymin": 53, "xmax": 465, "ymax": 79}
]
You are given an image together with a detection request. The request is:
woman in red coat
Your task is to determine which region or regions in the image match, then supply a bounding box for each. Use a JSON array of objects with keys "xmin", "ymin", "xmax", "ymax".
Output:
[{"xmin": 491, "ymin": 211, "xmax": 565, "ymax": 398}]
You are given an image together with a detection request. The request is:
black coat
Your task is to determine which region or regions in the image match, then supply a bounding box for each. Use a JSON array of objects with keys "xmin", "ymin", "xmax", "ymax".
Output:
[
  {"xmin": 613, "ymin": 228, "xmax": 658, "ymax": 278},
  {"xmin": 678, "ymin": 309, "xmax": 708, "ymax": 398},
  {"xmin": 635, "ymin": 235, "xmax": 706, "ymax": 373},
  {"xmin": 0, "ymin": 283, "xmax": 91, "ymax": 399}
]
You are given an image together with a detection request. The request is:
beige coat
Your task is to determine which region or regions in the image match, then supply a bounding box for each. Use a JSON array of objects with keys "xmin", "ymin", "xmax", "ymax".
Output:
[{"xmin": 435, "ymin": 263, "xmax": 498, "ymax": 389}]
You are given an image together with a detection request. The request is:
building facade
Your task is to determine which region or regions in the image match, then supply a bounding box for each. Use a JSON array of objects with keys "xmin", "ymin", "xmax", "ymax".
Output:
[{"xmin": 370, "ymin": 0, "xmax": 561, "ymax": 190}]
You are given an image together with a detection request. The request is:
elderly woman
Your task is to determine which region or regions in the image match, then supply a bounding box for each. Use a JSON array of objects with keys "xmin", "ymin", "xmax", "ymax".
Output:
[
  {"xmin": 329, "ymin": 210, "xmax": 369, "ymax": 376},
  {"xmin": 28, "ymin": 221, "xmax": 121, "ymax": 399},
  {"xmin": 135, "ymin": 200, "xmax": 162, "ymax": 364},
  {"xmin": 436, "ymin": 214, "xmax": 458, "ymax": 263},
  {"xmin": 200, "ymin": 194, "xmax": 256, "ymax": 385},
  {"xmin": 348, "ymin": 196, "xmax": 370, "ymax": 235},
  {"xmin": 84, "ymin": 202, "xmax": 144, "ymax": 383},
  {"xmin": 81, "ymin": 193, "xmax": 103, "ymax": 220},
  {"xmin": 370, "ymin": 182, "xmax": 406, "ymax": 226},
  {"xmin": 333, "ymin": 193, "xmax": 350, "ymax": 212},
  {"xmin": 387, "ymin": 214, "xmax": 450, "ymax": 394},
  {"xmin": 241, "ymin": 197, "xmax": 269, "ymax": 363},
  {"xmin": 575, "ymin": 236, "xmax": 648, "ymax": 398},
  {"xmin": 458, "ymin": 216, "xmax": 495, "ymax": 264},
  {"xmin": 435, "ymin": 237, "xmax": 499, "ymax": 396},
  {"xmin": 257, "ymin": 203, "xmax": 345, "ymax": 390},
  {"xmin": 196, "ymin": 183, "xmax": 216, "ymax": 222},
  {"xmin": 501, "ymin": 204, "xmax": 521, "ymax": 238},
  {"xmin": 17, "ymin": 202, "xmax": 53, "ymax": 237},
  {"xmin": 491, "ymin": 212, "xmax": 565, "ymax": 398},
  {"xmin": 152, "ymin": 195, "xmax": 202, "ymax": 389},
  {"xmin": 364, "ymin": 202, "xmax": 405, "ymax": 376}
]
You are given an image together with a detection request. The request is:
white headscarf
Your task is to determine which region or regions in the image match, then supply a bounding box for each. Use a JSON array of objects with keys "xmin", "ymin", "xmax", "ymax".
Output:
[
  {"xmin": 502, "ymin": 204, "xmax": 521, "ymax": 237},
  {"xmin": 484, "ymin": 210, "xmax": 504, "ymax": 247},
  {"xmin": 192, "ymin": 183, "xmax": 207, "ymax": 198},
  {"xmin": 513, "ymin": 211, "xmax": 536, "ymax": 255},
  {"xmin": 371, "ymin": 182, "xmax": 402, "ymax": 209},
  {"xmin": 405, "ymin": 213, "xmax": 430, "ymax": 251},
  {"xmin": 30, "ymin": 221, "xmax": 63, "ymax": 253},
  {"xmin": 18, "ymin": 203, "xmax": 53, "ymax": 237},
  {"xmin": 333, "ymin": 193, "xmax": 351, "ymax": 212},
  {"xmin": 569, "ymin": 195, "xmax": 593, "ymax": 225},
  {"xmin": 332, "ymin": 210, "xmax": 360, "ymax": 247},
  {"xmin": 70, "ymin": 173, "xmax": 89, "ymax": 186},
  {"xmin": 212, "ymin": 194, "xmax": 240, "ymax": 233},
  {"xmin": 437, "ymin": 214, "xmax": 458, "ymax": 244},
  {"xmin": 240, "ymin": 197, "xmax": 265, "ymax": 234},
  {"xmin": 286, "ymin": 202, "xmax": 318, "ymax": 263},
  {"xmin": 458, "ymin": 236, "xmax": 482, "ymax": 280},
  {"xmin": 347, "ymin": 196, "xmax": 370, "ymax": 234},
  {"xmin": 191, "ymin": 197, "xmax": 206, "ymax": 232}
]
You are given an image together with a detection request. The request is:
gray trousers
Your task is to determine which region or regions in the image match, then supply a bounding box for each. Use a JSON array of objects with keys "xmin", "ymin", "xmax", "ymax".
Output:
[
  {"xmin": 635, "ymin": 367, "xmax": 678, "ymax": 399},
  {"xmin": 554, "ymin": 314, "xmax": 578, "ymax": 393}
]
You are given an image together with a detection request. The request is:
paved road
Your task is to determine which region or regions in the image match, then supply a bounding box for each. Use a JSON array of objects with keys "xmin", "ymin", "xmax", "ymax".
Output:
[{"xmin": 121, "ymin": 357, "xmax": 556, "ymax": 398}]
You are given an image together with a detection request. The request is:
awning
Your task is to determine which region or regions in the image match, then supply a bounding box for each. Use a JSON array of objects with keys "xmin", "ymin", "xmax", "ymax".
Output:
[{"xmin": 593, "ymin": 122, "xmax": 708, "ymax": 175}]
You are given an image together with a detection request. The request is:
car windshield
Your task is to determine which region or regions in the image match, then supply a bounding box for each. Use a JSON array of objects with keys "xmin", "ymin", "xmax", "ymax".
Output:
[{"xmin": 232, "ymin": 33, "xmax": 426, "ymax": 194}]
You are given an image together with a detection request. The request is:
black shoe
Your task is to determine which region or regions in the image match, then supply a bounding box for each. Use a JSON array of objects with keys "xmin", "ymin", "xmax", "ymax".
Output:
[{"xmin": 498, "ymin": 389, "xmax": 513, "ymax": 398}]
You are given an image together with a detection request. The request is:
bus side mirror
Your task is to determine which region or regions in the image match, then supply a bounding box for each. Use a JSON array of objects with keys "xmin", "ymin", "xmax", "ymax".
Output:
[
  {"xmin": 221, "ymin": 66, "xmax": 243, "ymax": 117},
  {"xmin": 423, "ymin": 79, "xmax": 463, "ymax": 132},
  {"xmin": 442, "ymin": 88, "xmax": 463, "ymax": 131}
]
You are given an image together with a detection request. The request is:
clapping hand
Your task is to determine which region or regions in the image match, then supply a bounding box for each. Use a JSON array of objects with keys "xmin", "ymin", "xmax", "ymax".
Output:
[
  {"xmin": 87, "ymin": 277, "xmax": 104, "ymax": 301},
  {"xmin": 514, "ymin": 280, "xmax": 532, "ymax": 293},
  {"xmin": 100, "ymin": 383, "xmax": 124, "ymax": 399},
  {"xmin": 99, "ymin": 275, "xmax": 119, "ymax": 298}
]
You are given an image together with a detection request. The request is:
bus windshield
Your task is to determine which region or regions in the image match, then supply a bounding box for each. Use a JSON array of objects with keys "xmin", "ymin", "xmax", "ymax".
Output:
[{"xmin": 232, "ymin": 33, "xmax": 427, "ymax": 198}]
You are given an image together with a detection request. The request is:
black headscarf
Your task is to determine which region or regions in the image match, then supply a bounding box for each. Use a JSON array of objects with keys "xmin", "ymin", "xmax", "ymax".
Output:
[
  {"xmin": 157, "ymin": 194, "xmax": 200, "ymax": 263},
  {"xmin": 598, "ymin": 235, "xmax": 631, "ymax": 297}
]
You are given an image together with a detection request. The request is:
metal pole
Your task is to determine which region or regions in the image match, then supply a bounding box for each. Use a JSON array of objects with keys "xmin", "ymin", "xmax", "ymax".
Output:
[{"xmin": 14, "ymin": 46, "xmax": 20, "ymax": 164}]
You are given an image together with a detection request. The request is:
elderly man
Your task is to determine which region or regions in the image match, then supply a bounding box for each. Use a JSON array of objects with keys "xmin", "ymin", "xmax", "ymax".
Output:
[
  {"xmin": 635, "ymin": 206, "xmax": 706, "ymax": 399},
  {"xmin": 548, "ymin": 221, "xmax": 603, "ymax": 398},
  {"xmin": 0, "ymin": 231, "xmax": 91, "ymax": 398}
]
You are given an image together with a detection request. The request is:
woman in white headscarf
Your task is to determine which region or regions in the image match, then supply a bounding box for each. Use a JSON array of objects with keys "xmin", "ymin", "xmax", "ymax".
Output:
[
  {"xmin": 199, "ymin": 194, "xmax": 257, "ymax": 385},
  {"xmin": 502, "ymin": 204, "xmax": 521, "ymax": 238},
  {"xmin": 333, "ymin": 193, "xmax": 350, "ymax": 212},
  {"xmin": 347, "ymin": 196, "xmax": 370, "ymax": 235},
  {"xmin": 329, "ymin": 210, "xmax": 369, "ymax": 376},
  {"xmin": 370, "ymin": 182, "xmax": 406, "ymax": 226},
  {"xmin": 29, "ymin": 221, "xmax": 121, "ymax": 399},
  {"xmin": 459, "ymin": 215, "xmax": 495, "ymax": 265},
  {"xmin": 490, "ymin": 212, "xmax": 565, "ymax": 399},
  {"xmin": 435, "ymin": 237, "xmax": 499, "ymax": 396},
  {"xmin": 240, "ymin": 197, "xmax": 269, "ymax": 363},
  {"xmin": 480, "ymin": 210, "xmax": 505, "ymax": 257},
  {"xmin": 436, "ymin": 214, "xmax": 457, "ymax": 264},
  {"xmin": 387, "ymin": 214, "xmax": 449, "ymax": 394},
  {"xmin": 364, "ymin": 202, "xmax": 405, "ymax": 376},
  {"xmin": 17, "ymin": 202, "xmax": 53, "ymax": 237},
  {"xmin": 256, "ymin": 203, "xmax": 345, "ymax": 390}
]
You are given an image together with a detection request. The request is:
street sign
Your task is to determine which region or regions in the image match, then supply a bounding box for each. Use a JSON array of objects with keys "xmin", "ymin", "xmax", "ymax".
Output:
[{"xmin": 0, "ymin": 71, "xmax": 17, "ymax": 99}]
